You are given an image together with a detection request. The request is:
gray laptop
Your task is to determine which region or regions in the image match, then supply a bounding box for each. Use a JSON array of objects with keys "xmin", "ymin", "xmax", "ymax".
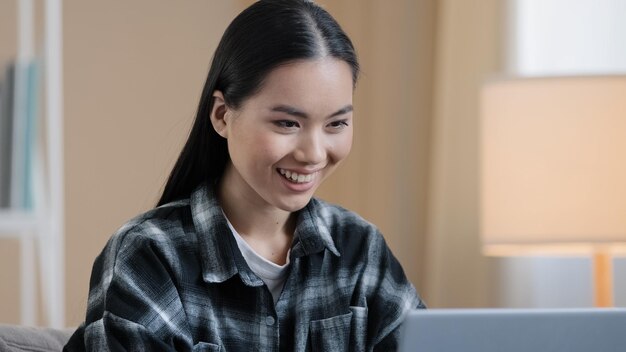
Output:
[{"xmin": 399, "ymin": 308, "xmax": 626, "ymax": 352}]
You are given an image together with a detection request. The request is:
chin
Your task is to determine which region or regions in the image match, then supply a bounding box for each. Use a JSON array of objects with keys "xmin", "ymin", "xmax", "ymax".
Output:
[{"xmin": 275, "ymin": 195, "xmax": 313, "ymax": 212}]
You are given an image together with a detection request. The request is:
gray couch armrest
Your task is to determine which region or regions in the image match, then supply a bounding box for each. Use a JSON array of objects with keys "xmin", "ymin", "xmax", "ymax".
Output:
[{"xmin": 0, "ymin": 324, "xmax": 73, "ymax": 352}]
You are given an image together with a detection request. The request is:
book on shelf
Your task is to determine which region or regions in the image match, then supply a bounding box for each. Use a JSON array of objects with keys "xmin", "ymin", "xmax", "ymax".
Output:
[
  {"xmin": 0, "ymin": 60, "xmax": 40, "ymax": 212},
  {"xmin": 0, "ymin": 64, "xmax": 15, "ymax": 209},
  {"xmin": 22, "ymin": 61, "xmax": 40, "ymax": 210}
]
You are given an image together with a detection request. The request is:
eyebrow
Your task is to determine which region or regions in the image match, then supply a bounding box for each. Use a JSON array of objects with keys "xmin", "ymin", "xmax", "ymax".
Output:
[{"xmin": 270, "ymin": 104, "xmax": 353, "ymax": 119}]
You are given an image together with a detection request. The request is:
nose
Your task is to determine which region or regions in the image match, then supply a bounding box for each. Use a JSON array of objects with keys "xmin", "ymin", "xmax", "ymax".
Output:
[{"xmin": 294, "ymin": 131, "xmax": 326, "ymax": 165}]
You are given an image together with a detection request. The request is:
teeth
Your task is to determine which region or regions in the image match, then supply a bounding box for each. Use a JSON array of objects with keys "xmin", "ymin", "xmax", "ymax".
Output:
[{"xmin": 278, "ymin": 168, "xmax": 314, "ymax": 184}]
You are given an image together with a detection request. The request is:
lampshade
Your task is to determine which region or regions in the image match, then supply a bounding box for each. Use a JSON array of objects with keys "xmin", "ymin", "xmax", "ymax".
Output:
[{"xmin": 480, "ymin": 75, "xmax": 626, "ymax": 257}]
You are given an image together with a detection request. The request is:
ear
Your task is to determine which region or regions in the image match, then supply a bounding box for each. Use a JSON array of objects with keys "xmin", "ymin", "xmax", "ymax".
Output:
[{"xmin": 210, "ymin": 90, "xmax": 230, "ymax": 138}]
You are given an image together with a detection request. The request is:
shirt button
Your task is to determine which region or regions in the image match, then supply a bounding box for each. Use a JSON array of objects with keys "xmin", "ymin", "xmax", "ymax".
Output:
[{"xmin": 266, "ymin": 316, "xmax": 275, "ymax": 326}]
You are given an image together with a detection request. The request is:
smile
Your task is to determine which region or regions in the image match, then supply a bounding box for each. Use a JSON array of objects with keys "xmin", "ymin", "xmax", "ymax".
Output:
[{"xmin": 278, "ymin": 168, "xmax": 315, "ymax": 183}]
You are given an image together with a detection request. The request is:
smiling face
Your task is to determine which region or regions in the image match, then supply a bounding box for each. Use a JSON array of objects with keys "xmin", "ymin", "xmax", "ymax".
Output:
[{"xmin": 211, "ymin": 58, "xmax": 354, "ymax": 212}]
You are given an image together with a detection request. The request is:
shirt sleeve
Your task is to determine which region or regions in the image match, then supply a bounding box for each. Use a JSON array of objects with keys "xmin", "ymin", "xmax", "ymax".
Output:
[
  {"xmin": 367, "ymin": 233, "xmax": 426, "ymax": 352},
  {"xmin": 69, "ymin": 227, "xmax": 193, "ymax": 351}
]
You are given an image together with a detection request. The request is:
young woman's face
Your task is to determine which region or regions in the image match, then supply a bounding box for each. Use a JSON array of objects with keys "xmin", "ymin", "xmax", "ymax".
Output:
[{"xmin": 216, "ymin": 58, "xmax": 354, "ymax": 212}]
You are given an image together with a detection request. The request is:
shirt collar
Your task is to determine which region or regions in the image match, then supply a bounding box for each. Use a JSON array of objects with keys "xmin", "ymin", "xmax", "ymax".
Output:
[
  {"xmin": 190, "ymin": 183, "xmax": 340, "ymax": 286},
  {"xmin": 190, "ymin": 183, "xmax": 261, "ymax": 286},
  {"xmin": 290, "ymin": 198, "xmax": 340, "ymax": 259}
]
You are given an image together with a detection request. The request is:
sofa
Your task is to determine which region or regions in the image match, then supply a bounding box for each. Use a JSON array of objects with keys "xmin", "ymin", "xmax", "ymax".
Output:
[{"xmin": 0, "ymin": 325, "xmax": 72, "ymax": 352}]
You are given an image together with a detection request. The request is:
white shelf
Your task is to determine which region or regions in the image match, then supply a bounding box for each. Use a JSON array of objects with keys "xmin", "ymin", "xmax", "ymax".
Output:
[
  {"xmin": 0, "ymin": 0, "xmax": 64, "ymax": 328},
  {"xmin": 0, "ymin": 210, "xmax": 39, "ymax": 235}
]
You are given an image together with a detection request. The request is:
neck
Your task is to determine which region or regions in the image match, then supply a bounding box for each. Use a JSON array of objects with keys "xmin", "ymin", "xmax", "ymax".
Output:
[{"xmin": 217, "ymin": 164, "xmax": 296, "ymax": 240}]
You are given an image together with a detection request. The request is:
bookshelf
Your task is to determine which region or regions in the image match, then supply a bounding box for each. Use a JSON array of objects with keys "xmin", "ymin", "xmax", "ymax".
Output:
[{"xmin": 0, "ymin": 0, "xmax": 64, "ymax": 328}]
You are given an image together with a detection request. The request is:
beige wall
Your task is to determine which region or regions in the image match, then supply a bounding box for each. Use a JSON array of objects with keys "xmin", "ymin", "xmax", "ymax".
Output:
[
  {"xmin": 425, "ymin": 0, "xmax": 504, "ymax": 307},
  {"xmin": 0, "ymin": 1, "xmax": 17, "ymax": 68},
  {"xmin": 1, "ymin": 0, "xmax": 504, "ymax": 326},
  {"xmin": 0, "ymin": 240, "xmax": 20, "ymax": 325}
]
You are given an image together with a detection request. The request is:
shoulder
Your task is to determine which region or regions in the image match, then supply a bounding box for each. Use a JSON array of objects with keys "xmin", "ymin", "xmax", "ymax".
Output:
[
  {"xmin": 99, "ymin": 199, "xmax": 195, "ymax": 263},
  {"xmin": 309, "ymin": 197, "xmax": 386, "ymax": 251},
  {"xmin": 85, "ymin": 200, "xmax": 197, "ymax": 308},
  {"xmin": 310, "ymin": 198, "xmax": 376, "ymax": 230}
]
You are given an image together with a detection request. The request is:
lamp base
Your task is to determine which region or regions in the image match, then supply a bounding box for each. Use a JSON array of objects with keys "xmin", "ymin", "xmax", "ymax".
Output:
[{"xmin": 593, "ymin": 251, "xmax": 613, "ymax": 307}]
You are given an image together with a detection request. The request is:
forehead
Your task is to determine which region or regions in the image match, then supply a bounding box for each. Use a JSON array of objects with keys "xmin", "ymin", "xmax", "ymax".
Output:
[{"xmin": 243, "ymin": 58, "xmax": 354, "ymax": 113}]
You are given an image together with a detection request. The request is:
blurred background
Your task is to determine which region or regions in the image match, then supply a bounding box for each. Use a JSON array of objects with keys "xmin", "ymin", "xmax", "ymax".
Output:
[{"xmin": 0, "ymin": 0, "xmax": 625, "ymax": 328}]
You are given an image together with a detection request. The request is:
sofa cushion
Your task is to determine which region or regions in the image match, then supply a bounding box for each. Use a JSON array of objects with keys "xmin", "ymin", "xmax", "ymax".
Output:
[{"xmin": 0, "ymin": 324, "xmax": 72, "ymax": 352}]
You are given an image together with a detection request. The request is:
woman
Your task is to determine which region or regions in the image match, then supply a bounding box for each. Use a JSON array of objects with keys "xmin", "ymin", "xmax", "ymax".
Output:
[{"xmin": 65, "ymin": 0, "xmax": 425, "ymax": 350}]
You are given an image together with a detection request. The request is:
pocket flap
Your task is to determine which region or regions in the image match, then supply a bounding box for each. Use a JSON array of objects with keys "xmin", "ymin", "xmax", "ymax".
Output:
[
  {"xmin": 310, "ymin": 311, "xmax": 353, "ymax": 351},
  {"xmin": 193, "ymin": 341, "xmax": 221, "ymax": 351}
]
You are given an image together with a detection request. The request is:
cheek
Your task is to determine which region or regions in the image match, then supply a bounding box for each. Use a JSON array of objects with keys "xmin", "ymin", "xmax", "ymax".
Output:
[
  {"xmin": 246, "ymin": 134, "xmax": 288, "ymax": 166},
  {"xmin": 329, "ymin": 131, "xmax": 353, "ymax": 162}
]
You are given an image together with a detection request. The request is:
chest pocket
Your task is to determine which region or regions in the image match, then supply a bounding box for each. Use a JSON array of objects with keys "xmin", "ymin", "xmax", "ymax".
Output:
[
  {"xmin": 192, "ymin": 342, "xmax": 221, "ymax": 351},
  {"xmin": 309, "ymin": 306, "xmax": 368, "ymax": 351}
]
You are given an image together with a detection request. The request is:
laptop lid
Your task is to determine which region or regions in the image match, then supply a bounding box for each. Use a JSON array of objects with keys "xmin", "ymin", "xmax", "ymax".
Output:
[{"xmin": 399, "ymin": 308, "xmax": 626, "ymax": 352}]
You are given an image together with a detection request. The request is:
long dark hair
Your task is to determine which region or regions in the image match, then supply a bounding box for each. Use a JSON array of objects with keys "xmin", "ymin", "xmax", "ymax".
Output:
[{"xmin": 157, "ymin": 0, "xmax": 359, "ymax": 206}]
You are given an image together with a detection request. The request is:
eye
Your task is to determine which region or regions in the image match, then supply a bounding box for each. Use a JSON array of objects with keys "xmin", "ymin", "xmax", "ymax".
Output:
[
  {"xmin": 327, "ymin": 120, "xmax": 349, "ymax": 129},
  {"xmin": 273, "ymin": 120, "xmax": 300, "ymax": 129}
]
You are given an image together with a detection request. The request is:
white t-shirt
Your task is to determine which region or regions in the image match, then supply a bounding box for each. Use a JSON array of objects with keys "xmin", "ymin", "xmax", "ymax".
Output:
[{"xmin": 224, "ymin": 215, "xmax": 290, "ymax": 304}]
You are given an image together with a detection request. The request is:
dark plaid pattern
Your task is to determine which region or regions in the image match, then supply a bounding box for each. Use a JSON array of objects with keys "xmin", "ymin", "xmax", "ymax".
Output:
[{"xmin": 65, "ymin": 183, "xmax": 425, "ymax": 351}]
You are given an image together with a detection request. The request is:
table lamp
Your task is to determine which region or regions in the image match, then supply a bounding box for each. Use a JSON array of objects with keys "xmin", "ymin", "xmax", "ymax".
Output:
[{"xmin": 480, "ymin": 75, "xmax": 626, "ymax": 307}]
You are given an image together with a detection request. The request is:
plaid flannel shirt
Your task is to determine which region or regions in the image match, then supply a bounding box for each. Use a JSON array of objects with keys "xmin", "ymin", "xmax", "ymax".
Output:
[{"xmin": 65, "ymin": 183, "xmax": 425, "ymax": 351}]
